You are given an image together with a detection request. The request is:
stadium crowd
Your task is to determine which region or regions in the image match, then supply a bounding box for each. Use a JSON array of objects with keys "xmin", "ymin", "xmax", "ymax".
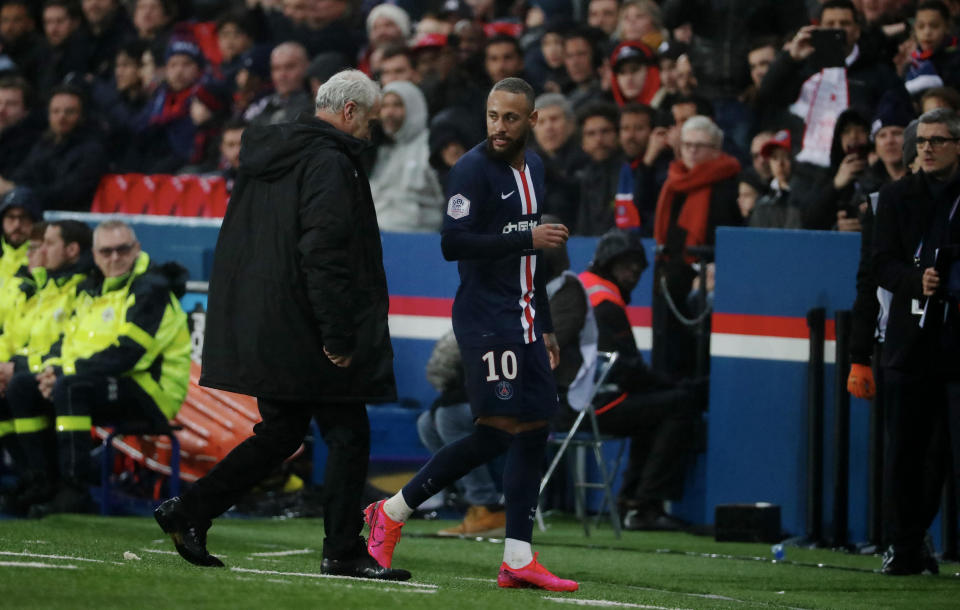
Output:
[{"xmin": 1, "ymin": 0, "xmax": 960, "ymax": 576}]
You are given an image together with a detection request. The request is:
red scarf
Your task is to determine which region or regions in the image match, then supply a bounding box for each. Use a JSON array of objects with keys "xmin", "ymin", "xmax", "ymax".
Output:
[
  {"xmin": 653, "ymin": 154, "xmax": 740, "ymax": 252},
  {"xmin": 150, "ymin": 85, "xmax": 196, "ymax": 126},
  {"xmin": 912, "ymin": 35, "xmax": 959, "ymax": 63}
]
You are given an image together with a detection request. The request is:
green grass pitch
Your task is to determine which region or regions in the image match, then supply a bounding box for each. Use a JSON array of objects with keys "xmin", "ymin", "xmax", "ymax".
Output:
[{"xmin": 0, "ymin": 514, "xmax": 957, "ymax": 609}]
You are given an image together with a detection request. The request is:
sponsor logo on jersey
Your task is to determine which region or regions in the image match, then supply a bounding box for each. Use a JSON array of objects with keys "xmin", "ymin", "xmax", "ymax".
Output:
[
  {"xmin": 447, "ymin": 193, "xmax": 471, "ymax": 219},
  {"xmin": 501, "ymin": 219, "xmax": 538, "ymax": 234}
]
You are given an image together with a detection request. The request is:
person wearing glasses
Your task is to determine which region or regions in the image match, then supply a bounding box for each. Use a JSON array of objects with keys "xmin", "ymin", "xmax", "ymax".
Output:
[
  {"xmin": 873, "ymin": 107, "xmax": 960, "ymax": 575},
  {"xmin": 652, "ymin": 114, "xmax": 740, "ymax": 380},
  {"xmin": 3, "ymin": 219, "xmax": 190, "ymax": 517}
]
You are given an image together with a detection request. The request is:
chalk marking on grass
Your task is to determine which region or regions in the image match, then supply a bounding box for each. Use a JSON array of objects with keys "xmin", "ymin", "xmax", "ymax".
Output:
[
  {"xmin": 457, "ymin": 576, "xmax": 497, "ymax": 583},
  {"xmin": 543, "ymin": 597, "xmax": 689, "ymax": 610},
  {"xmin": 230, "ymin": 566, "xmax": 438, "ymax": 589},
  {"xmin": 0, "ymin": 561, "xmax": 78, "ymax": 570},
  {"xmin": 232, "ymin": 575, "xmax": 437, "ymax": 595},
  {"xmin": 0, "ymin": 551, "xmax": 104, "ymax": 563},
  {"xmin": 140, "ymin": 548, "xmax": 229, "ymax": 558},
  {"xmin": 23, "ymin": 540, "xmax": 49, "ymax": 544},
  {"xmin": 624, "ymin": 585, "xmax": 809, "ymax": 610},
  {"xmin": 249, "ymin": 549, "xmax": 313, "ymax": 557}
]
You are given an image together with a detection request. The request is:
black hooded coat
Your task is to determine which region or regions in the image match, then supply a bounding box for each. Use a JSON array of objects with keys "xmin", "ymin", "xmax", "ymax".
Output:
[{"xmin": 198, "ymin": 115, "xmax": 397, "ymax": 404}]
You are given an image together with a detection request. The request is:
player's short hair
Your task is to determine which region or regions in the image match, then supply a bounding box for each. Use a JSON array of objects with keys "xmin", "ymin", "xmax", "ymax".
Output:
[
  {"xmin": 534, "ymin": 93, "xmax": 573, "ymax": 122},
  {"xmin": 490, "ymin": 77, "xmax": 535, "ymax": 112},
  {"xmin": 315, "ymin": 69, "xmax": 381, "ymax": 114}
]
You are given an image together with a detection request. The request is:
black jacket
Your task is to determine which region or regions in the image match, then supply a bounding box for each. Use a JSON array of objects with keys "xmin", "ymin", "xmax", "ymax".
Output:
[
  {"xmin": 850, "ymin": 198, "xmax": 878, "ymax": 366},
  {"xmin": 0, "ymin": 112, "xmax": 43, "ymax": 177},
  {"xmin": 12, "ymin": 125, "xmax": 107, "ymax": 211},
  {"xmin": 199, "ymin": 115, "xmax": 397, "ymax": 403},
  {"xmin": 873, "ymin": 170, "xmax": 960, "ymax": 377},
  {"xmin": 573, "ymin": 154, "xmax": 624, "ymax": 236}
]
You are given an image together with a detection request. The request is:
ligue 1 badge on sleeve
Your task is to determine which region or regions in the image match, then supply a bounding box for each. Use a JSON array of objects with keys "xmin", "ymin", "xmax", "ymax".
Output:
[
  {"xmin": 495, "ymin": 380, "xmax": 514, "ymax": 400},
  {"xmin": 447, "ymin": 193, "xmax": 470, "ymax": 219}
]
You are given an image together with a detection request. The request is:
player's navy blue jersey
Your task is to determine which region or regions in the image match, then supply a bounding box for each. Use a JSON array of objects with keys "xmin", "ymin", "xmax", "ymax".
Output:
[{"xmin": 441, "ymin": 142, "xmax": 553, "ymax": 348}]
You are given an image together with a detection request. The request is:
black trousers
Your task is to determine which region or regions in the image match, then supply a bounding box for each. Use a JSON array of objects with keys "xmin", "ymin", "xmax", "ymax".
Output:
[
  {"xmin": 181, "ymin": 398, "xmax": 370, "ymax": 560},
  {"xmin": 554, "ymin": 387, "xmax": 696, "ymax": 505},
  {"xmin": 6, "ymin": 372, "xmax": 163, "ymax": 480},
  {"xmin": 883, "ymin": 368, "xmax": 960, "ymax": 552}
]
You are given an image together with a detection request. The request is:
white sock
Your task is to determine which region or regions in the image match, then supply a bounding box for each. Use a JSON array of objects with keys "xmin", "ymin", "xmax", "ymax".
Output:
[
  {"xmin": 383, "ymin": 491, "xmax": 414, "ymax": 523},
  {"xmin": 503, "ymin": 538, "xmax": 533, "ymax": 569}
]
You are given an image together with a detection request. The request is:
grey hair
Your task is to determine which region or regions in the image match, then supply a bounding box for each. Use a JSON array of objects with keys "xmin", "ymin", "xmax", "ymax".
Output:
[
  {"xmin": 534, "ymin": 93, "xmax": 574, "ymax": 122},
  {"xmin": 490, "ymin": 77, "xmax": 535, "ymax": 112},
  {"xmin": 681, "ymin": 115, "xmax": 724, "ymax": 147},
  {"xmin": 93, "ymin": 219, "xmax": 137, "ymax": 245},
  {"xmin": 918, "ymin": 107, "xmax": 960, "ymax": 138},
  {"xmin": 315, "ymin": 70, "xmax": 381, "ymax": 114}
]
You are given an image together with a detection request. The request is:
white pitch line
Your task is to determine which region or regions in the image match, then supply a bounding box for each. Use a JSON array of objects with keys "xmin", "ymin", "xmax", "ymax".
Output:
[
  {"xmin": 23, "ymin": 540, "xmax": 49, "ymax": 544},
  {"xmin": 0, "ymin": 551, "xmax": 104, "ymax": 563},
  {"xmin": 139, "ymin": 549, "xmax": 180, "ymax": 555},
  {"xmin": 626, "ymin": 584, "xmax": 810, "ymax": 610},
  {"xmin": 0, "ymin": 561, "xmax": 78, "ymax": 570},
  {"xmin": 230, "ymin": 567, "xmax": 438, "ymax": 589},
  {"xmin": 457, "ymin": 576, "xmax": 497, "ymax": 583},
  {"xmin": 543, "ymin": 597, "xmax": 689, "ymax": 610},
  {"xmin": 249, "ymin": 549, "xmax": 314, "ymax": 557}
]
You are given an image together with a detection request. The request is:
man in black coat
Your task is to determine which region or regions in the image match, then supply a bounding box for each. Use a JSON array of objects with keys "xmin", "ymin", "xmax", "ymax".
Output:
[
  {"xmin": 873, "ymin": 107, "xmax": 960, "ymax": 575},
  {"xmin": 154, "ymin": 70, "xmax": 410, "ymax": 582},
  {"xmin": 0, "ymin": 84, "xmax": 106, "ymax": 212}
]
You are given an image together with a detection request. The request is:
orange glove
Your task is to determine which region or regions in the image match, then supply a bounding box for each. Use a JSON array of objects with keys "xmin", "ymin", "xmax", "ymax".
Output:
[{"xmin": 847, "ymin": 363, "xmax": 876, "ymax": 400}]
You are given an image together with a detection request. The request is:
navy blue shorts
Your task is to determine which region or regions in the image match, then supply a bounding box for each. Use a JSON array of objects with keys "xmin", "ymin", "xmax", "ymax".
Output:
[{"xmin": 461, "ymin": 341, "xmax": 559, "ymax": 422}]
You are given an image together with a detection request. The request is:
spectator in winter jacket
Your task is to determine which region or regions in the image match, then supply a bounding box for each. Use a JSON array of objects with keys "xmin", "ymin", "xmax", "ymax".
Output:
[
  {"xmin": 369, "ymin": 81, "xmax": 444, "ymax": 232},
  {"xmin": 904, "ymin": 1, "xmax": 960, "ymax": 96},
  {"xmin": 750, "ymin": 130, "xmax": 802, "ymax": 228},
  {"xmin": 532, "ymin": 92, "xmax": 587, "ymax": 226},
  {"xmin": 91, "ymin": 40, "xmax": 150, "ymax": 169},
  {"xmin": 612, "ymin": 103, "xmax": 654, "ymax": 232},
  {"xmin": 129, "ymin": 38, "xmax": 204, "ymax": 173},
  {"xmin": 245, "ymin": 42, "xmax": 314, "ymax": 127},
  {"xmin": 0, "ymin": 0, "xmax": 43, "ymax": 79},
  {"xmin": 35, "ymin": 0, "xmax": 92, "ymax": 98},
  {"xmin": 0, "ymin": 76, "xmax": 43, "ymax": 178},
  {"xmin": 1, "ymin": 85, "xmax": 107, "ymax": 212},
  {"xmin": 81, "ymin": 0, "xmax": 136, "ymax": 80},
  {"xmin": 214, "ymin": 10, "xmax": 256, "ymax": 92},
  {"xmin": 573, "ymin": 102, "xmax": 624, "ymax": 236}
]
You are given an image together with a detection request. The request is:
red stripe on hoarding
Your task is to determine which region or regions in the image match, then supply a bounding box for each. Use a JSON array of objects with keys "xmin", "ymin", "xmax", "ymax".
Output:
[{"xmin": 712, "ymin": 313, "xmax": 837, "ymax": 341}]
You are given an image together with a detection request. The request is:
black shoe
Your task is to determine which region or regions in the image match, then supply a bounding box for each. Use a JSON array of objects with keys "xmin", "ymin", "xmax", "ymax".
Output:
[
  {"xmin": 27, "ymin": 481, "xmax": 93, "ymax": 518},
  {"xmin": 4, "ymin": 475, "xmax": 57, "ymax": 516},
  {"xmin": 154, "ymin": 497, "xmax": 224, "ymax": 567},
  {"xmin": 622, "ymin": 505, "xmax": 686, "ymax": 531},
  {"xmin": 881, "ymin": 545, "xmax": 923, "ymax": 575},
  {"xmin": 320, "ymin": 554, "xmax": 412, "ymax": 581}
]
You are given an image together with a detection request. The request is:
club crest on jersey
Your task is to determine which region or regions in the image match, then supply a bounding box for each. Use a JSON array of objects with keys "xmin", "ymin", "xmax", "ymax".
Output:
[
  {"xmin": 502, "ymin": 219, "xmax": 538, "ymax": 234},
  {"xmin": 495, "ymin": 380, "xmax": 514, "ymax": 400},
  {"xmin": 447, "ymin": 193, "xmax": 471, "ymax": 219}
]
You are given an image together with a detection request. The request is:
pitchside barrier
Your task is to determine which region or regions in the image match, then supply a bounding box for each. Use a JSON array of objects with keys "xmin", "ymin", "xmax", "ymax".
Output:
[{"xmin": 46, "ymin": 213, "xmax": 952, "ymax": 548}]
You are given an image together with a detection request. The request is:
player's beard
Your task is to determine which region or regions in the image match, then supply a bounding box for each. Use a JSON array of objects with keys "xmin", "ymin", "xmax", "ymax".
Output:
[{"xmin": 486, "ymin": 127, "xmax": 530, "ymax": 161}]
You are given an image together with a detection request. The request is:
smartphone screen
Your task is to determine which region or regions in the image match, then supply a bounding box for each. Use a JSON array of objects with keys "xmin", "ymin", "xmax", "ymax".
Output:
[{"xmin": 809, "ymin": 29, "xmax": 846, "ymax": 70}]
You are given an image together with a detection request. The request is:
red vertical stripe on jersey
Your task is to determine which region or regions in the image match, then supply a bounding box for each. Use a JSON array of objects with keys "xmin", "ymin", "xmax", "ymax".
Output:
[
  {"xmin": 518, "ymin": 167, "xmax": 532, "ymax": 215},
  {"xmin": 523, "ymin": 255, "xmax": 535, "ymax": 343}
]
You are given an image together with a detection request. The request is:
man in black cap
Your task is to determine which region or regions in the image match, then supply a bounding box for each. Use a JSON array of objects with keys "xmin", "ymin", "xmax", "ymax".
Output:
[{"xmin": 574, "ymin": 229, "xmax": 701, "ymax": 530}]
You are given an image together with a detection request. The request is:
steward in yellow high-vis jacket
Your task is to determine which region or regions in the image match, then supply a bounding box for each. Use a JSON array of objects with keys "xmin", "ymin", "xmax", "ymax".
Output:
[
  {"xmin": 4, "ymin": 220, "xmax": 190, "ymax": 516},
  {"xmin": 0, "ymin": 221, "xmax": 92, "ymax": 512},
  {"xmin": 0, "ymin": 187, "xmax": 40, "ymax": 331}
]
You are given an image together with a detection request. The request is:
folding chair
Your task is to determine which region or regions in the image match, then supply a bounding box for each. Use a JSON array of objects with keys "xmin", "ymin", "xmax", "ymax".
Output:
[{"xmin": 537, "ymin": 351, "xmax": 623, "ymax": 538}]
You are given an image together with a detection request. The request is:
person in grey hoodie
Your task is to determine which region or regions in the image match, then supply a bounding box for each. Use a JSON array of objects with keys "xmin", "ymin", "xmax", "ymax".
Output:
[{"xmin": 369, "ymin": 80, "xmax": 445, "ymax": 232}]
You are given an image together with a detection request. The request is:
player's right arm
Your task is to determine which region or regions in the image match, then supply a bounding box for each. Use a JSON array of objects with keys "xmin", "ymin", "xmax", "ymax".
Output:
[{"xmin": 440, "ymin": 155, "xmax": 531, "ymax": 261}]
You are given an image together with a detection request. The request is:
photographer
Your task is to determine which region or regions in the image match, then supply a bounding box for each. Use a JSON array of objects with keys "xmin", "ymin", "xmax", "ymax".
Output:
[{"xmin": 802, "ymin": 108, "xmax": 872, "ymax": 231}]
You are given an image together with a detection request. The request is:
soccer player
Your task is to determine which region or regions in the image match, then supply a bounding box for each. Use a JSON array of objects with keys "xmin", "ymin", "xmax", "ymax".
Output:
[{"xmin": 363, "ymin": 77, "xmax": 577, "ymax": 592}]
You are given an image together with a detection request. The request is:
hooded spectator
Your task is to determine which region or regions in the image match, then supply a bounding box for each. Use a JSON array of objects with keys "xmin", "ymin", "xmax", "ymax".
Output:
[
  {"xmin": 2, "ymin": 85, "xmax": 107, "ymax": 211},
  {"xmin": 244, "ymin": 42, "xmax": 313, "ymax": 126},
  {"xmin": 369, "ymin": 81, "xmax": 444, "ymax": 233},
  {"xmin": 428, "ymin": 114, "xmax": 471, "ymax": 192},
  {"xmin": 610, "ymin": 41, "xmax": 660, "ymax": 107}
]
